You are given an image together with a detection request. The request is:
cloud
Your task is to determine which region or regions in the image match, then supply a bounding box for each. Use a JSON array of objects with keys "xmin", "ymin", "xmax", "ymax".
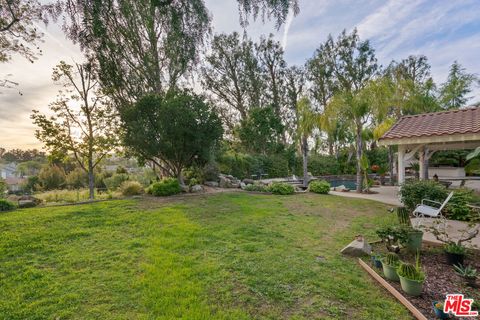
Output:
[{"xmin": 281, "ymin": 9, "xmax": 295, "ymax": 50}]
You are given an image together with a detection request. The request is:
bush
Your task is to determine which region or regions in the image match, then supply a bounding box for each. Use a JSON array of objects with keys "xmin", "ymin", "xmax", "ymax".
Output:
[
  {"xmin": 465, "ymin": 158, "xmax": 480, "ymax": 176},
  {"xmin": 268, "ymin": 182, "xmax": 294, "ymax": 195},
  {"xmin": 104, "ymin": 174, "xmax": 129, "ymax": 191},
  {"xmin": 38, "ymin": 165, "xmax": 66, "ymax": 190},
  {"xmin": 309, "ymin": 180, "xmax": 331, "ymax": 194},
  {"xmin": 399, "ymin": 180, "xmax": 448, "ymax": 211},
  {"xmin": 148, "ymin": 178, "xmax": 181, "ymax": 196},
  {"xmin": 307, "ymin": 155, "xmax": 341, "ymax": 176},
  {"xmin": 445, "ymin": 189, "xmax": 473, "ymax": 221},
  {"xmin": 202, "ymin": 162, "xmax": 220, "ymax": 181},
  {"xmin": 244, "ymin": 184, "xmax": 268, "ymax": 192},
  {"xmin": 119, "ymin": 181, "xmax": 144, "ymax": 196},
  {"xmin": 0, "ymin": 199, "xmax": 15, "ymax": 212},
  {"xmin": 66, "ymin": 168, "xmax": 87, "ymax": 189}
]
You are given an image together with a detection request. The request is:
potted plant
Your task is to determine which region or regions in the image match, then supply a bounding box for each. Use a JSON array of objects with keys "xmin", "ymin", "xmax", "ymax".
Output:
[
  {"xmin": 396, "ymin": 208, "xmax": 423, "ymax": 252},
  {"xmin": 453, "ymin": 264, "xmax": 477, "ymax": 287},
  {"xmin": 444, "ymin": 242, "xmax": 466, "ymax": 266},
  {"xmin": 432, "ymin": 301, "xmax": 449, "ymax": 319},
  {"xmin": 376, "ymin": 226, "xmax": 409, "ymax": 253},
  {"xmin": 382, "ymin": 253, "xmax": 400, "ymax": 281},
  {"xmin": 370, "ymin": 252, "xmax": 383, "ymax": 269},
  {"xmin": 397, "ymin": 254, "xmax": 425, "ymax": 296}
]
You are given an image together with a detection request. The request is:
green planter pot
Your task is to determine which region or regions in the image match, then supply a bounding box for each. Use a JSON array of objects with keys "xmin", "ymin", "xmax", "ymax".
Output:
[
  {"xmin": 382, "ymin": 263, "xmax": 400, "ymax": 281},
  {"xmin": 405, "ymin": 230, "xmax": 423, "ymax": 252},
  {"xmin": 399, "ymin": 275, "xmax": 424, "ymax": 296}
]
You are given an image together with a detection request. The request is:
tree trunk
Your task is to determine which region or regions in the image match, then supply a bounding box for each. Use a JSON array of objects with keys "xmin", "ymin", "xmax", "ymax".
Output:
[
  {"xmin": 302, "ymin": 135, "xmax": 309, "ymax": 188},
  {"xmin": 355, "ymin": 125, "xmax": 363, "ymax": 193},
  {"xmin": 88, "ymin": 160, "xmax": 94, "ymax": 200},
  {"xmin": 388, "ymin": 146, "xmax": 394, "ymax": 186}
]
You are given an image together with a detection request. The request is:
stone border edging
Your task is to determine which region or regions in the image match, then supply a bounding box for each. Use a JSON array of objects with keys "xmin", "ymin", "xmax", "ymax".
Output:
[{"xmin": 358, "ymin": 258, "xmax": 428, "ymax": 320}]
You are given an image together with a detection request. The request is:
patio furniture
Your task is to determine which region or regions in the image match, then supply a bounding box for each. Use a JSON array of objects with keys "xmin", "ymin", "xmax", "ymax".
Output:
[{"xmin": 412, "ymin": 192, "xmax": 453, "ymax": 228}]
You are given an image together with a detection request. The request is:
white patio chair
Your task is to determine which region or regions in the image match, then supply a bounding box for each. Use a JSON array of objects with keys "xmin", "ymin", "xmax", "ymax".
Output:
[{"xmin": 412, "ymin": 191, "xmax": 453, "ymax": 228}]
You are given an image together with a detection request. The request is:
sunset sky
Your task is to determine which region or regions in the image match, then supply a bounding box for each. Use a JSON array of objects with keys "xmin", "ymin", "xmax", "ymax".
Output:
[{"xmin": 1, "ymin": 0, "xmax": 479, "ymax": 150}]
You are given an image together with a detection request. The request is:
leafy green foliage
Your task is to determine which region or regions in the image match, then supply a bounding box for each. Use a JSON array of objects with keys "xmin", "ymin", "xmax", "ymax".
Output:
[
  {"xmin": 148, "ymin": 178, "xmax": 182, "ymax": 197},
  {"xmin": 121, "ymin": 91, "xmax": 223, "ymax": 182},
  {"xmin": 439, "ymin": 61, "xmax": 480, "ymax": 110},
  {"xmin": 244, "ymin": 184, "xmax": 268, "ymax": 192},
  {"xmin": 306, "ymin": 155, "xmax": 341, "ymax": 175},
  {"xmin": 0, "ymin": 178, "xmax": 6, "ymax": 197},
  {"xmin": 376, "ymin": 226, "xmax": 409, "ymax": 252},
  {"xmin": 237, "ymin": 106, "xmax": 285, "ymax": 154},
  {"xmin": 399, "ymin": 180, "xmax": 448, "ymax": 211},
  {"xmin": 38, "ymin": 165, "xmax": 66, "ymax": 190},
  {"xmin": 66, "ymin": 168, "xmax": 87, "ymax": 189},
  {"xmin": 444, "ymin": 242, "xmax": 467, "ymax": 255},
  {"xmin": 104, "ymin": 174, "xmax": 129, "ymax": 191},
  {"xmin": 465, "ymin": 158, "xmax": 480, "ymax": 176},
  {"xmin": 309, "ymin": 180, "xmax": 330, "ymax": 194},
  {"xmin": 267, "ymin": 182, "xmax": 294, "ymax": 195},
  {"xmin": 119, "ymin": 181, "xmax": 144, "ymax": 196},
  {"xmin": 446, "ymin": 189, "xmax": 473, "ymax": 221},
  {"xmin": 217, "ymin": 151, "xmax": 290, "ymax": 180},
  {"xmin": 0, "ymin": 199, "xmax": 15, "ymax": 212}
]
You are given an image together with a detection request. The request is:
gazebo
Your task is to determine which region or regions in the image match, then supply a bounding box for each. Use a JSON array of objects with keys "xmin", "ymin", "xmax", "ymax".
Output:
[{"xmin": 378, "ymin": 107, "xmax": 480, "ymax": 184}]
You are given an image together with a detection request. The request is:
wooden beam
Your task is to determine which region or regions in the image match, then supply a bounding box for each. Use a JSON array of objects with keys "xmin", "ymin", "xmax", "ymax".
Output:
[
  {"xmin": 358, "ymin": 259, "xmax": 428, "ymax": 320},
  {"xmin": 379, "ymin": 133, "xmax": 480, "ymax": 146}
]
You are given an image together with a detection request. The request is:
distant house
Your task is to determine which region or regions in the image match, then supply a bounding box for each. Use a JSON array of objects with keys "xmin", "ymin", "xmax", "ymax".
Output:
[
  {"xmin": 0, "ymin": 163, "xmax": 25, "ymax": 192},
  {"xmin": 0, "ymin": 163, "xmax": 17, "ymax": 179}
]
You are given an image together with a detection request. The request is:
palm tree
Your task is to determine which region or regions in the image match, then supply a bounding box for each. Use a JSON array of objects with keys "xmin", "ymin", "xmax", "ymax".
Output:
[{"xmin": 296, "ymin": 97, "xmax": 320, "ymax": 188}]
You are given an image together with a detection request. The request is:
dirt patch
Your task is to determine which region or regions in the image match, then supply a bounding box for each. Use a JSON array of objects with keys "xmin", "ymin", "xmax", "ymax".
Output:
[{"xmin": 367, "ymin": 243, "xmax": 480, "ymax": 319}]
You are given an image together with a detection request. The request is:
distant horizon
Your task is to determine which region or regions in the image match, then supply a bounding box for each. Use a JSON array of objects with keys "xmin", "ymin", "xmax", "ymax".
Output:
[{"xmin": 1, "ymin": 0, "xmax": 480, "ymax": 150}]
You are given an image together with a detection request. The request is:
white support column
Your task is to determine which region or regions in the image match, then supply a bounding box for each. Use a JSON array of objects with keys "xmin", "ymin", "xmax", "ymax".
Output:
[
  {"xmin": 419, "ymin": 146, "xmax": 425, "ymax": 180},
  {"xmin": 398, "ymin": 145, "xmax": 405, "ymax": 185}
]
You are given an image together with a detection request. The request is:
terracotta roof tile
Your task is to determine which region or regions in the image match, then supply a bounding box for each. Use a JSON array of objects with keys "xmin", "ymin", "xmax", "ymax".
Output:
[{"xmin": 380, "ymin": 107, "xmax": 480, "ymax": 140}]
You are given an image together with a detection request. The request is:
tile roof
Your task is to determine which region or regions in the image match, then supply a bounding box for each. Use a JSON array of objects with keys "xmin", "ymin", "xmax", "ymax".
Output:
[{"xmin": 380, "ymin": 107, "xmax": 480, "ymax": 140}]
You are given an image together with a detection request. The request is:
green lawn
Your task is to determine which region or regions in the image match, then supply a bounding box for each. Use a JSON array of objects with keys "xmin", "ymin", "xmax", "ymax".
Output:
[{"xmin": 0, "ymin": 192, "xmax": 412, "ymax": 319}]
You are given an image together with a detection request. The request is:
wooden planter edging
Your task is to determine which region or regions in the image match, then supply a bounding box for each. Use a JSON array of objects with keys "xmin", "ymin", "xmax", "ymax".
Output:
[{"xmin": 358, "ymin": 259, "xmax": 428, "ymax": 320}]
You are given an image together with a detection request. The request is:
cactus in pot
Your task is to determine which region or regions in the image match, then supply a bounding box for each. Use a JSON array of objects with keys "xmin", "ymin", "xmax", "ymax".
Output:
[
  {"xmin": 382, "ymin": 253, "xmax": 400, "ymax": 281},
  {"xmin": 397, "ymin": 253, "xmax": 425, "ymax": 296}
]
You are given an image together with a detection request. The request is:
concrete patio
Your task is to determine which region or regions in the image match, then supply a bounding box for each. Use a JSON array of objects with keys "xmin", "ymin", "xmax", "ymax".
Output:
[{"xmin": 330, "ymin": 186, "xmax": 480, "ymax": 248}]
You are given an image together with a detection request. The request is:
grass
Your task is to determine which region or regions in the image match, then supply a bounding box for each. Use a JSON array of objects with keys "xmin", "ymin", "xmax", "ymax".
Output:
[
  {"xmin": 32, "ymin": 188, "xmax": 120, "ymax": 204},
  {"xmin": 0, "ymin": 192, "xmax": 412, "ymax": 319}
]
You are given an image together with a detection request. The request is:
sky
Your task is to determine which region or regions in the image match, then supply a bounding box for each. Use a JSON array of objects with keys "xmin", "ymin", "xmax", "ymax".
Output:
[{"xmin": 1, "ymin": 0, "xmax": 480, "ymax": 150}]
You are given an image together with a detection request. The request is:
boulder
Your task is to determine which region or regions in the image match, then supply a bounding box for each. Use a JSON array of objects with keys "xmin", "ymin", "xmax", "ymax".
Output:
[
  {"xmin": 191, "ymin": 184, "xmax": 203, "ymax": 193},
  {"xmin": 240, "ymin": 182, "xmax": 247, "ymax": 189},
  {"xmin": 180, "ymin": 184, "xmax": 190, "ymax": 193},
  {"xmin": 219, "ymin": 176, "xmax": 232, "ymax": 188},
  {"xmin": 204, "ymin": 181, "xmax": 219, "ymax": 187},
  {"xmin": 340, "ymin": 236, "xmax": 371, "ymax": 257},
  {"xmin": 243, "ymin": 178, "xmax": 255, "ymax": 185},
  {"xmin": 17, "ymin": 195, "xmax": 41, "ymax": 208}
]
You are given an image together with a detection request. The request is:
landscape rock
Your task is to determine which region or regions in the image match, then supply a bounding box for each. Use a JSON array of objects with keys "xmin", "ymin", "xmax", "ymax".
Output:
[
  {"xmin": 219, "ymin": 176, "xmax": 232, "ymax": 188},
  {"xmin": 204, "ymin": 181, "xmax": 219, "ymax": 187},
  {"xmin": 180, "ymin": 184, "xmax": 190, "ymax": 193},
  {"xmin": 243, "ymin": 178, "xmax": 254, "ymax": 185},
  {"xmin": 191, "ymin": 184, "xmax": 203, "ymax": 193},
  {"xmin": 17, "ymin": 195, "xmax": 41, "ymax": 208},
  {"xmin": 240, "ymin": 182, "xmax": 246, "ymax": 189},
  {"xmin": 340, "ymin": 236, "xmax": 372, "ymax": 257}
]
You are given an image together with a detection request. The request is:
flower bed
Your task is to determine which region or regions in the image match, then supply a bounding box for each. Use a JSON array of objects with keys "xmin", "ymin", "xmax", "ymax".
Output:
[{"xmin": 364, "ymin": 243, "xmax": 480, "ymax": 319}]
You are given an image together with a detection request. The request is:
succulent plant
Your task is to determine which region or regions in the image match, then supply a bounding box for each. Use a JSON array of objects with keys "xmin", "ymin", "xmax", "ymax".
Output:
[
  {"xmin": 397, "ymin": 262, "xmax": 425, "ymax": 281},
  {"xmin": 396, "ymin": 207, "xmax": 411, "ymax": 226},
  {"xmin": 454, "ymin": 264, "xmax": 478, "ymax": 279},
  {"xmin": 384, "ymin": 252, "xmax": 400, "ymax": 266}
]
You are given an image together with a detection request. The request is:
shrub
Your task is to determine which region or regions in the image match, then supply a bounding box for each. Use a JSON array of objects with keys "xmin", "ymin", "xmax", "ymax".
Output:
[
  {"xmin": 244, "ymin": 184, "xmax": 268, "ymax": 192},
  {"xmin": 119, "ymin": 181, "xmax": 144, "ymax": 196},
  {"xmin": 104, "ymin": 174, "xmax": 129, "ymax": 191},
  {"xmin": 38, "ymin": 165, "xmax": 66, "ymax": 190},
  {"xmin": 148, "ymin": 178, "xmax": 181, "ymax": 196},
  {"xmin": 268, "ymin": 182, "xmax": 294, "ymax": 195},
  {"xmin": 465, "ymin": 158, "xmax": 480, "ymax": 176},
  {"xmin": 307, "ymin": 155, "xmax": 341, "ymax": 176},
  {"xmin": 66, "ymin": 168, "xmax": 87, "ymax": 189},
  {"xmin": 0, "ymin": 199, "xmax": 15, "ymax": 212},
  {"xmin": 446, "ymin": 189, "xmax": 473, "ymax": 221},
  {"xmin": 309, "ymin": 180, "xmax": 330, "ymax": 194},
  {"xmin": 202, "ymin": 162, "xmax": 220, "ymax": 182},
  {"xmin": 399, "ymin": 180, "xmax": 448, "ymax": 211}
]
